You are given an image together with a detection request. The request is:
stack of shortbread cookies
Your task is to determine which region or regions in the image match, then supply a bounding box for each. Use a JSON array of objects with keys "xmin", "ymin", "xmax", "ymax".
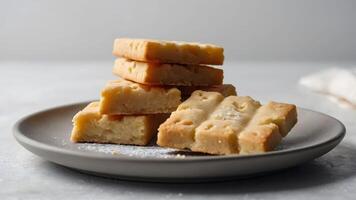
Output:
[
  {"xmin": 71, "ymin": 38, "xmax": 236, "ymax": 147},
  {"xmin": 71, "ymin": 38, "xmax": 297, "ymax": 155}
]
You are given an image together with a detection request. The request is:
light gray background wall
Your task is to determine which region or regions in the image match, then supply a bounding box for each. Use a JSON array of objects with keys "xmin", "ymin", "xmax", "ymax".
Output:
[{"xmin": 1, "ymin": 0, "xmax": 355, "ymax": 62}]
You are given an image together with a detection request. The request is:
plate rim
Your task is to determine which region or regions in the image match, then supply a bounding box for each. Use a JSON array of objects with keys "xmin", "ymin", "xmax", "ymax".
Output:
[{"xmin": 13, "ymin": 101, "xmax": 346, "ymax": 163}]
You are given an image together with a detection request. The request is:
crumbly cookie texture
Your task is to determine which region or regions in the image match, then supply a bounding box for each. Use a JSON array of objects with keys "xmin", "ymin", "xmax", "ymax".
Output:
[
  {"xmin": 157, "ymin": 91, "xmax": 297, "ymax": 155},
  {"xmin": 71, "ymin": 102, "xmax": 169, "ymax": 145},
  {"xmin": 113, "ymin": 58, "xmax": 223, "ymax": 86},
  {"xmin": 177, "ymin": 84, "xmax": 236, "ymax": 99},
  {"xmin": 113, "ymin": 38, "xmax": 224, "ymax": 65},
  {"xmin": 99, "ymin": 79, "xmax": 181, "ymax": 115}
]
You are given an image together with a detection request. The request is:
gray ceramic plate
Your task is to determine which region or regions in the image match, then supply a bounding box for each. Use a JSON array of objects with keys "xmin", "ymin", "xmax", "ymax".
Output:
[{"xmin": 13, "ymin": 101, "xmax": 345, "ymax": 182}]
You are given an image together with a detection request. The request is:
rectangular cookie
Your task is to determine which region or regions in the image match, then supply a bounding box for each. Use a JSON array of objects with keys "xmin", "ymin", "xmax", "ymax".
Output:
[
  {"xmin": 71, "ymin": 102, "xmax": 169, "ymax": 145},
  {"xmin": 113, "ymin": 38, "xmax": 224, "ymax": 65},
  {"xmin": 238, "ymin": 102, "xmax": 297, "ymax": 154},
  {"xmin": 157, "ymin": 91, "xmax": 224, "ymax": 149},
  {"xmin": 157, "ymin": 91, "xmax": 297, "ymax": 155},
  {"xmin": 100, "ymin": 79, "xmax": 181, "ymax": 115},
  {"xmin": 113, "ymin": 58, "xmax": 223, "ymax": 86}
]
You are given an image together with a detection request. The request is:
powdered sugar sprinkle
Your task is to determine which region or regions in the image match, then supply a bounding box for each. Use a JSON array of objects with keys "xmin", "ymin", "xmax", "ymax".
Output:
[{"xmin": 75, "ymin": 143, "xmax": 188, "ymax": 159}]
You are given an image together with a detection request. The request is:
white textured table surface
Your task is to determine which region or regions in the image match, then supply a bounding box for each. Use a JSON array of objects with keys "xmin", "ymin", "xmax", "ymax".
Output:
[{"xmin": 1, "ymin": 61, "xmax": 356, "ymax": 200}]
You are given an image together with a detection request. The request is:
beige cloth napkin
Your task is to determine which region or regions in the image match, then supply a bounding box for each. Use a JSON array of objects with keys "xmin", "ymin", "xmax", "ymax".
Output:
[{"xmin": 299, "ymin": 68, "xmax": 356, "ymax": 109}]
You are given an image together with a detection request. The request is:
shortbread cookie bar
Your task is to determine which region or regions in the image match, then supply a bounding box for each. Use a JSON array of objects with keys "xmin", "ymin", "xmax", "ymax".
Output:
[
  {"xmin": 71, "ymin": 102, "xmax": 169, "ymax": 145},
  {"xmin": 158, "ymin": 91, "xmax": 224, "ymax": 149},
  {"xmin": 238, "ymin": 102, "xmax": 297, "ymax": 154},
  {"xmin": 100, "ymin": 80, "xmax": 181, "ymax": 115},
  {"xmin": 113, "ymin": 58, "xmax": 223, "ymax": 86},
  {"xmin": 157, "ymin": 91, "xmax": 297, "ymax": 155},
  {"xmin": 113, "ymin": 38, "xmax": 224, "ymax": 65},
  {"xmin": 178, "ymin": 84, "xmax": 237, "ymax": 99}
]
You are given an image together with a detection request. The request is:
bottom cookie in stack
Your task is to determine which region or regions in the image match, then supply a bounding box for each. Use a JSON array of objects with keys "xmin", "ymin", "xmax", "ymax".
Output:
[{"xmin": 71, "ymin": 102, "xmax": 169, "ymax": 145}]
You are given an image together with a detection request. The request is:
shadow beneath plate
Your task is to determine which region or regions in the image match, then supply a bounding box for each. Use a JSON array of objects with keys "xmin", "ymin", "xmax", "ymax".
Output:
[{"xmin": 41, "ymin": 143, "xmax": 356, "ymax": 194}]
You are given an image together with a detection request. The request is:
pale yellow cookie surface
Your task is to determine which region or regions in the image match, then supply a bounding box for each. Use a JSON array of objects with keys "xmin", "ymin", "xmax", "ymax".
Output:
[
  {"xmin": 100, "ymin": 79, "xmax": 181, "ymax": 115},
  {"xmin": 71, "ymin": 102, "xmax": 169, "ymax": 145},
  {"xmin": 113, "ymin": 38, "xmax": 224, "ymax": 65},
  {"xmin": 113, "ymin": 58, "xmax": 223, "ymax": 86},
  {"xmin": 158, "ymin": 91, "xmax": 224, "ymax": 149}
]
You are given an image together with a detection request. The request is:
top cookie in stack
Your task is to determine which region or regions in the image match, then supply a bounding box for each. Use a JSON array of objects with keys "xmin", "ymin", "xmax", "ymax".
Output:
[
  {"xmin": 112, "ymin": 38, "xmax": 225, "ymax": 86},
  {"xmin": 113, "ymin": 38, "xmax": 224, "ymax": 65}
]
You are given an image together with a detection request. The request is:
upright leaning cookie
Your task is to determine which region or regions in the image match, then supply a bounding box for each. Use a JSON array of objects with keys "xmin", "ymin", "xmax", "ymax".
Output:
[{"xmin": 113, "ymin": 38, "xmax": 224, "ymax": 65}]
